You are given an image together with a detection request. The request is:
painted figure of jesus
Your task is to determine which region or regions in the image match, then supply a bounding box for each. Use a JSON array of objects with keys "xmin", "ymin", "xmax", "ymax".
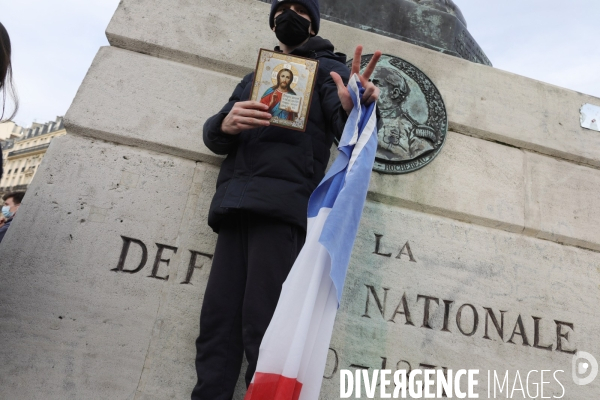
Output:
[{"xmin": 260, "ymin": 68, "xmax": 297, "ymax": 120}]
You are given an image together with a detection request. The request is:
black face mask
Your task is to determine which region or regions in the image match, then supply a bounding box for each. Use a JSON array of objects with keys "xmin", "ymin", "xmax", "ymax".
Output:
[{"xmin": 274, "ymin": 8, "xmax": 311, "ymax": 47}]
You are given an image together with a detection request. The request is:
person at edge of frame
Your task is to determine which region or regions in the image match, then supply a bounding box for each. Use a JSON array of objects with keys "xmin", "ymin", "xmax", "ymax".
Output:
[
  {"xmin": 0, "ymin": 21, "xmax": 19, "ymax": 181},
  {"xmin": 191, "ymin": 0, "xmax": 382, "ymax": 399},
  {"xmin": 0, "ymin": 191, "xmax": 24, "ymax": 243}
]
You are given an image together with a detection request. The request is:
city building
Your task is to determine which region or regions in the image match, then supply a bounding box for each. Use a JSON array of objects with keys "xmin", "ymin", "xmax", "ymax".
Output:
[
  {"xmin": 0, "ymin": 120, "xmax": 24, "ymax": 141},
  {"xmin": 0, "ymin": 116, "xmax": 66, "ymax": 195}
]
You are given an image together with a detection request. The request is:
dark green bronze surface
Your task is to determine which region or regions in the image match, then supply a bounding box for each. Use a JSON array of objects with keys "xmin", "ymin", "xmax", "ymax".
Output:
[
  {"xmin": 258, "ymin": 0, "xmax": 492, "ymax": 66},
  {"xmin": 349, "ymin": 54, "xmax": 449, "ymax": 174},
  {"xmin": 321, "ymin": 0, "xmax": 491, "ymax": 66}
]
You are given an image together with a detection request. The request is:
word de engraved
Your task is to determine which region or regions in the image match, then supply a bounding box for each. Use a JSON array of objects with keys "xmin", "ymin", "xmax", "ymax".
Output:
[
  {"xmin": 361, "ymin": 286, "xmax": 577, "ymax": 354},
  {"xmin": 112, "ymin": 235, "xmax": 213, "ymax": 284}
]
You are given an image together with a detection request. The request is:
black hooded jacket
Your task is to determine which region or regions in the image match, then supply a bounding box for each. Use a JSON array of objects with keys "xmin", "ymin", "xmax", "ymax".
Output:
[{"xmin": 203, "ymin": 37, "xmax": 350, "ymax": 232}]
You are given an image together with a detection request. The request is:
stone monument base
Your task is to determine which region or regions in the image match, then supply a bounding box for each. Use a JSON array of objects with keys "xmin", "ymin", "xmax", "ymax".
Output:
[{"xmin": 1, "ymin": 0, "xmax": 599, "ymax": 398}]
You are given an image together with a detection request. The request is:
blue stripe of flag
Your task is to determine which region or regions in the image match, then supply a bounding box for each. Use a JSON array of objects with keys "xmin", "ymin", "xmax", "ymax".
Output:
[{"xmin": 307, "ymin": 76, "xmax": 378, "ymax": 304}]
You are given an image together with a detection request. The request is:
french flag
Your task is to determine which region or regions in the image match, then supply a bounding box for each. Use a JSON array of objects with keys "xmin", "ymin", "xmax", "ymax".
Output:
[{"xmin": 244, "ymin": 74, "xmax": 378, "ymax": 400}]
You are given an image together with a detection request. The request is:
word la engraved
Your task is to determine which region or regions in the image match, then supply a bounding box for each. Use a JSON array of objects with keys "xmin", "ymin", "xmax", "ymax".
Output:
[
  {"xmin": 112, "ymin": 235, "xmax": 213, "ymax": 284},
  {"xmin": 373, "ymin": 233, "xmax": 416, "ymax": 262},
  {"xmin": 362, "ymin": 285, "xmax": 577, "ymax": 354}
]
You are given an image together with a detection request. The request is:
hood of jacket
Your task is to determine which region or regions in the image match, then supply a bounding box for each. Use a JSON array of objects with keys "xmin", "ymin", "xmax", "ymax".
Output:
[{"xmin": 275, "ymin": 36, "xmax": 347, "ymax": 64}]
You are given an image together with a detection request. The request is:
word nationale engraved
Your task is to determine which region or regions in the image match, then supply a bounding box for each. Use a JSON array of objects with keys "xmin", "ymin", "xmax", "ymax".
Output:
[
  {"xmin": 361, "ymin": 284, "xmax": 577, "ymax": 354},
  {"xmin": 367, "ymin": 234, "xmax": 577, "ymax": 354}
]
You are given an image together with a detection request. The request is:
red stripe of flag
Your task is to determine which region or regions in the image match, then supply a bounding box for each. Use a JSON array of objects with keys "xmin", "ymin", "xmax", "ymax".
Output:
[{"xmin": 244, "ymin": 373, "xmax": 303, "ymax": 400}]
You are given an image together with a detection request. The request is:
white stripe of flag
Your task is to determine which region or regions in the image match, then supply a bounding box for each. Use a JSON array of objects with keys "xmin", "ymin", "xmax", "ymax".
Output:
[{"xmin": 245, "ymin": 74, "xmax": 378, "ymax": 400}]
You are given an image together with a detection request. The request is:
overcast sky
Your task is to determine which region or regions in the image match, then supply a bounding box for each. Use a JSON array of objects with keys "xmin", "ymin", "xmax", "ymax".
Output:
[{"xmin": 2, "ymin": 0, "xmax": 599, "ymax": 127}]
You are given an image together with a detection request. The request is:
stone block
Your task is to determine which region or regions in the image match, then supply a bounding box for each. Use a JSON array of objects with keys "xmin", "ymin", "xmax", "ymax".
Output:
[
  {"xmin": 324, "ymin": 202, "xmax": 600, "ymax": 398},
  {"xmin": 525, "ymin": 152, "xmax": 600, "ymax": 252},
  {"xmin": 0, "ymin": 134, "xmax": 219, "ymax": 399},
  {"xmin": 63, "ymin": 43, "xmax": 600, "ymax": 253},
  {"xmin": 106, "ymin": 0, "xmax": 274, "ymax": 77},
  {"xmin": 107, "ymin": 0, "xmax": 600, "ymax": 168},
  {"xmin": 4, "ymin": 139, "xmax": 598, "ymax": 398},
  {"xmin": 326, "ymin": 29, "xmax": 600, "ymax": 170},
  {"xmin": 65, "ymin": 46, "xmax": 239, "ymax": 165},
  {"xmin": 65, "ymin": 46, "xmax": 530, "ymax": 243},
  {"xmin": 2, "ymin": 2, "xmax": 598, "ymax": 399},
  {"xmin": 368, "ymin": 131, "xmax": 525, "ymax": 233}
]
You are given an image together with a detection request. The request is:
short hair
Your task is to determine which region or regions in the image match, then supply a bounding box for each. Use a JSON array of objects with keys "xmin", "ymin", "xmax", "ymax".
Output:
[
  {"xmin": 375, "ymin": 67, "xmax": 409, "ymax": 98},
  {"xmin": 275, "ymin": 68, "xmax": 294, "ymax": 88},
  {"xmin": 385, "ymin": 72, "xmax": 409, "ymax": 97},
  {"xmin": 3, "ymin": 191, "xmax": 24, "ymax": 204}
]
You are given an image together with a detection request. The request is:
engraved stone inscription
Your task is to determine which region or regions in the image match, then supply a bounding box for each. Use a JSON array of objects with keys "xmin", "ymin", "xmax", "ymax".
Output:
[
  {"xmin": 361, "ymin": 285, "xmax": 577, "ymax": 354},
  {"xmin": 149, "ymin": 243, "xmax": 178, "ymax": 280},
  {"xmin": 323, "ymin": 348, "xmax": 339, "ymax": 380},
  {"xmin": 181, "ymin": 250, "xmax": 214, "ymax": 285},
  {"xmin": 112, "ymin": 236, "xmax": 148, "ymax": 274},
  {"xmin": 322, "ymin": 206, "xmax": 598, "ymax": 399},
  {"xmin": 111, "ymin": 235, "xmax": 213, "ymax": 284},
  {"xmin": 373, "ymin": 233, "xmax": 416, "ymax": 262}
]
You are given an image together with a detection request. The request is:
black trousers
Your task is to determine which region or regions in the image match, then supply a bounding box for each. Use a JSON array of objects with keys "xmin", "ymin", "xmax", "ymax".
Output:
[{"xmin": 191, "ymin": 211, "xmax": 305, "ymax": 400}]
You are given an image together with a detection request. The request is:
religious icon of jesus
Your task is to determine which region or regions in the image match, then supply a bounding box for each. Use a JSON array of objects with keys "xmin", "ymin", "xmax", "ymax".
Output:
[
  {"xmin": 260, "ymin": 68, "xmax": 297, "ymax": 121},
  {"xmin": 250, "ymin": 49, "xmax": 319, "ymax": 131}
]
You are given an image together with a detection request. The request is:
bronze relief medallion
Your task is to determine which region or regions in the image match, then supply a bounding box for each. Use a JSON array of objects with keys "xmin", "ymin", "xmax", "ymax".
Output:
[{"xmin": 348, "ymin": 54, "xmax": 448, "ymax": 174}]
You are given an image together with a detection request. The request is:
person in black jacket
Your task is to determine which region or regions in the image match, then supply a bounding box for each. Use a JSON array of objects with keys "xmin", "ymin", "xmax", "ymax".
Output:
[{"xmin": 192, "ymin": 1, "xmax": 381, "ymax": 398}]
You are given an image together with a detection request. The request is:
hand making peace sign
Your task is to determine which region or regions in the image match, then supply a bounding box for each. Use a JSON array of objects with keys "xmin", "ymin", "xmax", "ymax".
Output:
[{"xmin": 330, "ymin": 45, "xmax": 383, "ymax": 114}]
